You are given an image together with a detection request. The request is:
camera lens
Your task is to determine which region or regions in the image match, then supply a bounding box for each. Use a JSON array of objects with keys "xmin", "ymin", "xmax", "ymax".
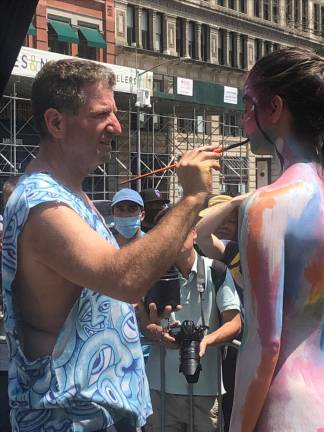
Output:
[{"xmin": 179, "ymin": 340, "xmax": 202, "ymax": 384}]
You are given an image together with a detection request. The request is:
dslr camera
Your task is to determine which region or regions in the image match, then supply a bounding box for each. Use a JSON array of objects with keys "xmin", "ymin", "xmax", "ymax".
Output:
[{"xmin": 169, "ymin": 320, "xmax": 208, "ymax": 384}]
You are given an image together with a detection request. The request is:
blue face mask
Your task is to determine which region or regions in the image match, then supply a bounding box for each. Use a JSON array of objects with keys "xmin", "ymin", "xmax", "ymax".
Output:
[{"xmin": 113, "ymin": 216, "xmax": 141, "ymax": 239}]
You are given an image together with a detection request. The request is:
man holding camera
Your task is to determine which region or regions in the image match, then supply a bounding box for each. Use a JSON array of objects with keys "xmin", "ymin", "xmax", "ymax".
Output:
[{"xmin": 140, "ymin": 226, "xmax": 242, "ymax": 432}]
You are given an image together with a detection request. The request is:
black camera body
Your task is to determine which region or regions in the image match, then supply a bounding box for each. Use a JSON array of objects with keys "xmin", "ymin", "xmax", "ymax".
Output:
[{"xmin": 169, "ymin": 320, "xmax": 208, "ymax": 384}]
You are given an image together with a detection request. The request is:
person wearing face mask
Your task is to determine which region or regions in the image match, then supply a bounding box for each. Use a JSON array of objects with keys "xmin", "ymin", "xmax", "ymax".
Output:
[{"xmin": 111, "ymin": 188, "xmax": 145, "ymax": 246}]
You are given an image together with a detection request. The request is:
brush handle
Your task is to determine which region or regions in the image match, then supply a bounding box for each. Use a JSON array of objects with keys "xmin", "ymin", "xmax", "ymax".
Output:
[{"xmin": 120, "ymin": 139, "xmax": 248, "ymax": 185}]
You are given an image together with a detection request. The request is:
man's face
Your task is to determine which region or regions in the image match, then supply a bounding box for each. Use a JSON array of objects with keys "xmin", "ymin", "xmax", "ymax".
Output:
[
  {"xmin": 214, "ymin": 210, "xmax": 238, "ymax": 241},
  {"xmin": 112, "ymin": 200, "xmax": 144, "ymax": 220},
  {"xmin": 62, "ymin": 81, "xmax": 122, "ymax": 175}
]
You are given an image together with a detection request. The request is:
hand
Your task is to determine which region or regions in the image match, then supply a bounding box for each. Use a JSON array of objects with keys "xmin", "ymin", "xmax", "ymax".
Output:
[
  {"xmin": 148, "ymin": 302, "xmax": 182, "ymax": 323},
  {"xmin": 144, "ymin": 322, "xmax": 178, "ymax": 349},
  {"xmin": 176, "ymin": 146, "xmax": 220, "ymax": 199},
  {"xmin": 199, "ymin": 333, "xmax": 219, "ymax": 357}
]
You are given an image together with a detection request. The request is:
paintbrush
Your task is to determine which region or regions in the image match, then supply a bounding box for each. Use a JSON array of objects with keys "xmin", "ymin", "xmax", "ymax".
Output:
[{"xmin": 120, "ymin": 138, "xmax": 249, "ymax": 185}]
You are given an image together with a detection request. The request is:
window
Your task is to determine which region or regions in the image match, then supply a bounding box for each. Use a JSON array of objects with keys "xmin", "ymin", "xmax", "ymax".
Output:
[
  {"xmin": 48, "ymin": 19, "xmax": 78, "ymax": 55},
  {"xmin": 322, "ymin": 6, "xmax": 324, "ymax": 37},
  {"xmin": 218, "ymin": 0, "xmax": 225, "ymax": 6},
  {"xmin": 153, "ymin": 74, "xmax": 163, "ymax": 93},
  {"xmin": 286, "ymin": 0, "xmax": 293, "ymax": 25},
  {"xmin": 229, "ymin": 0, "xmax": 236, "ymax": 10},
  {"xmin": 294, "ymin": 0, "xmax": 300, "ymax": 25},
  {"xmin": 163, "ymin": 75, "xmax": 174, "ymax": 95},
  {"xmin": 127, "ymin": 5, "xmax": 135, "ymax": 46},
  {"xmin": 141, "ymin": 9, "xmax": 149, "ymax": 49},
  {"xmin": 273, "ymin": 43, "xmax": 280, "ymax": 51},
  {"xmin": 78, "ymin": 26, "xmax": 106, "ymax": 60},
  {"xmin": 301, "ymin": 0, "xmax": 308, "ymax": 30},
  {"xmin": 314, "ymin": 4, "xmax": 320, "ymax": 34},
  {"xmin": 155, "ymin": 13, "xmax": 163, "ymax": 52},
  {"xmin": 201, "ymin": 24, "xmax": 208, "ymax": 62},
  {"xmin": 229, "ymin": 32, "xmax": 236, "ymax": 67},
  {"xmin": 188, "ymin": 22, "xmax": 195, "ymax": 59},
  {"xmin": 264, "ymin": 41, "xmax": 272, "ymax": 55},
  {"xmin": 176, "ymin": 18, "xmax": 184, "ymax": 57},
  {"xmin": 254, "ymin": 0, "xmax": 261, "ymax": 17},
  {"xmin": 239, "ymin": 0, "xmax": 246, "ymax": 13},
  {"xmin": 218, "ymin": 29, "xmax": 226, "ymax": 65},
  {"xmin": 255, "ymin": 39, "xmax": 262, "ymax": 62},
  {"xmin": 263, "ymin": 0, "xmax": 269, "ymax": 20},
  {"xmin": 272, "ymin": 0, "xmax": 279, "ymax": 23},
  {"xmin": 239, "ymin": 35, "xmax": 247, "ymax": 69}
]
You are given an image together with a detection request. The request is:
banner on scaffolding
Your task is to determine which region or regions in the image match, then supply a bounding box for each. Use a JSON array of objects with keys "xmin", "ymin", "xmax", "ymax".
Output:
[
  {"xmin": 177, "ymin": 77, "xmax": 193, "ymax": 97},
  {"xmin": 11, "ymin": 46, "xmax": 153, "ymax": 95},
  {"xmin": 224, "ymin": 86, "xmax": 238, "ymax": 105}
]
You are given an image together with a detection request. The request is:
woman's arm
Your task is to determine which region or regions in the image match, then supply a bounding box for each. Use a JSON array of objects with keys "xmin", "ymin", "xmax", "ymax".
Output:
[{"xmin": 230, "ymin": 191, "xmax": 286, "ymax": 432}]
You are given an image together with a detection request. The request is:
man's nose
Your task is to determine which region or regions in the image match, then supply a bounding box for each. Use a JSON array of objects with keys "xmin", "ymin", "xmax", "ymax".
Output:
[{"xmin": 107, "ymin": 113, "xmax": 122, "ymax": 135}]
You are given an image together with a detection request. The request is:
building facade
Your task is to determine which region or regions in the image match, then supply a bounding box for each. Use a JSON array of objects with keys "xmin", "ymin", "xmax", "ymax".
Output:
[{"xmin": 0, "ymin": 0, "xmax": 323, "ymax": 203}]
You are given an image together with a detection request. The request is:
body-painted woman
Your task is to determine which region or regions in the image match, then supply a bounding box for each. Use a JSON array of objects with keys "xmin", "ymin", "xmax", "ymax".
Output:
[{"xmin": 230, "ymin": 48, "xmax": 324, "ymax": 432}]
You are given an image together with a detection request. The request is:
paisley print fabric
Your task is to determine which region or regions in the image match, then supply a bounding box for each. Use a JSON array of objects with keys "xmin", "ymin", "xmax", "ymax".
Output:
[{"xmin": 2, "ymin": 172, "xmax": 152, "ymax": 431}]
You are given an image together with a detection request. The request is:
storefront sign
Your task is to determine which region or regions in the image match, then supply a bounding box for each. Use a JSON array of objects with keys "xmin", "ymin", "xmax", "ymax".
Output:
[
  {"xmin": 12, "ymin": 46, "xmax": 152, "ymax": 94},
  {"xmin": 177, "ymin": 77, "xmax": 193, "ymax": 97},
  {"xmin": 224, "ymin": 86, "xmax": 238, "ymax": 104}
]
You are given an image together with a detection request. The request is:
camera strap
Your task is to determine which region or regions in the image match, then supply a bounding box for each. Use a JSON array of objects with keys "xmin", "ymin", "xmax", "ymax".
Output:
[{"xmin": 196, "ymin": 253, "xmax": 207, "ymax": 329}]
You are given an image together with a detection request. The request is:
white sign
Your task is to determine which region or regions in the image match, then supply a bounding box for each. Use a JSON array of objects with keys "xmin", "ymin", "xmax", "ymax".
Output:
[
  {"xmin": 177, "ymin": 77, "xmax": 193, "ymax": 97},
  {"xmin": 11, "ymin": 46, "xmax": 153, "ymax": 95},
  {"xmin": 224, "ymin": 86, "xmax": 238, "ymax": 104}
]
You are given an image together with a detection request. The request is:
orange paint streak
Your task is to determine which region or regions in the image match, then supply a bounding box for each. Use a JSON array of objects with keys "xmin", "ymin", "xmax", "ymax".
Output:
[
  {"xmin": 304, "ymin": 255, "xmax": 324, "ymax": 305},
  {"xmin": 241, "ymin": 350, "xmax": 279, "ymax": 432}
]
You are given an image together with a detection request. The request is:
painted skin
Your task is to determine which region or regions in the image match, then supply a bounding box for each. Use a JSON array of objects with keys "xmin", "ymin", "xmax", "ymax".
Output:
[{"xmin": 230, "ymin": 83, "xmax": 324, "ymax": 431}]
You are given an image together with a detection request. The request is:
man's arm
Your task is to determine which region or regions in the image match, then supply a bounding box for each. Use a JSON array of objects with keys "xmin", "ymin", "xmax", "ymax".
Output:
[
  {"xmin": 23, "ymin": 148, "xmax": 220, "ymax": 304},
  {"xmin": 199, "ymin": 310, "xmax": 241, "ymax": 357}
]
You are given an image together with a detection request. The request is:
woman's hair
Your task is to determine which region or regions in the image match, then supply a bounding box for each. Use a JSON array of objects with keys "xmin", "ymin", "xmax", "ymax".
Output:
[
  {"xmin": 248, "ymin": 47, "xmax": 324, "ymax": 166},
  {"xmin": 32, "ymin": 59, "xmax": 116, "ymax": 139}
]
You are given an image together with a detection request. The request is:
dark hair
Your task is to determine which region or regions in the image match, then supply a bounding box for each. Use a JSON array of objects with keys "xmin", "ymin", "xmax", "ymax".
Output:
[
  {"xmin": 32, "ymin": 59, "xmax": 116, "ymax": 139},
  {"xmin": 248, "ymin": 47, "xmax": 324, "ymax": 166}
]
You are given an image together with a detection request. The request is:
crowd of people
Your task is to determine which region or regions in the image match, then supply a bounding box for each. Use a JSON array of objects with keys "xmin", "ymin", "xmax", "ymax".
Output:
[{"xmin": 0, "ymin": 46, "xmax": 323, "ymax": 432}]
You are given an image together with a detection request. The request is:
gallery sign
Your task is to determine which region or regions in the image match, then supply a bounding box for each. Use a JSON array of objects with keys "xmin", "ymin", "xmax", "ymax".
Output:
[{"xmin": 12, "ymin": 47, "xmax": 152, "ymax": 94}]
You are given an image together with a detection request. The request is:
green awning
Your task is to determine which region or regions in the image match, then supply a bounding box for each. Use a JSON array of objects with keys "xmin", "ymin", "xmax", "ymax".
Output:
[
  {"xmin": 48, "ymin": 19, "xmax": 79, "ymax": 44},
  {"xmin": 28, "ymin": 22, "xmax": 36, "ymax": 36},
  {"xmin": 79, "ymin": 26, "xmax": 106, "ymax": 48}
]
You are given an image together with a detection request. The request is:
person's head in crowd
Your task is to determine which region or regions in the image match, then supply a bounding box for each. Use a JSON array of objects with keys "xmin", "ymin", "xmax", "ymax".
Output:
[
  {"xmin": 199, "ymin": 195, "xmax": 238, "ymax": 241},
  {"xmin": 140, "ymin": 188, "xmax": 170, "ymax": 232},
  {"xmin": 31, "ymin": 59, "xmax": 121, "ymax": 175},
  {"xmin": 243, "ymin": 47, "xmax": 324, "ymax": 166},
  {"xmin": 2, "ymin": 176, "xmax": 20, "ymax": 209},
  {"xmin": 111, "ymin": 188, "xmax": 145, "ymax": 243}
]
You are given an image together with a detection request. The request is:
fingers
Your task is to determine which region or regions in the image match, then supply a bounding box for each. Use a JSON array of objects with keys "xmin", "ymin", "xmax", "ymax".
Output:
[
  {"xmin": 148, "ymin": 303, "xmax": 159, "ymax": 323},
  {"xmin": 199, "ymin": 341, "xmax": 207, "ymax": 358}
]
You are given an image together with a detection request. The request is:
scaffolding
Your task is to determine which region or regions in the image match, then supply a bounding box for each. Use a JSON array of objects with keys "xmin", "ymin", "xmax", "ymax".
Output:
[{"xmin": 0, "ymin": 89, "xmax": 250, "ymax": 205}]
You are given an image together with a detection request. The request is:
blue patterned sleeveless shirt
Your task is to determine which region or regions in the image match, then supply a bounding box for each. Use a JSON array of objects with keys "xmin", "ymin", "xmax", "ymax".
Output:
[{"xmin": 2, "ymin": 172, "xmax": 152, "ymax": 431}]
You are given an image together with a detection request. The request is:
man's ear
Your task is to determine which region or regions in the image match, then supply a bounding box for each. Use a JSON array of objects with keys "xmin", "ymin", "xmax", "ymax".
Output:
[
  {"xmin": 270, "ymin": 95, "xmax": 284, "ymax": 124},
  {"xmin": 140, "ymin": 210, "xmax": 145, "ymax": 222},
  {"xmin": 43, "ymin": 108, "xmax": 65, "ymax": 139}
]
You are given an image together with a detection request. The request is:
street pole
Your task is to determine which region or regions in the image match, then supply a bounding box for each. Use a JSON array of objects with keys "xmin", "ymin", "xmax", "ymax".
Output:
[{"xmin": 136, "ymin": 103, "xmax": 141, "ymax": 192}]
